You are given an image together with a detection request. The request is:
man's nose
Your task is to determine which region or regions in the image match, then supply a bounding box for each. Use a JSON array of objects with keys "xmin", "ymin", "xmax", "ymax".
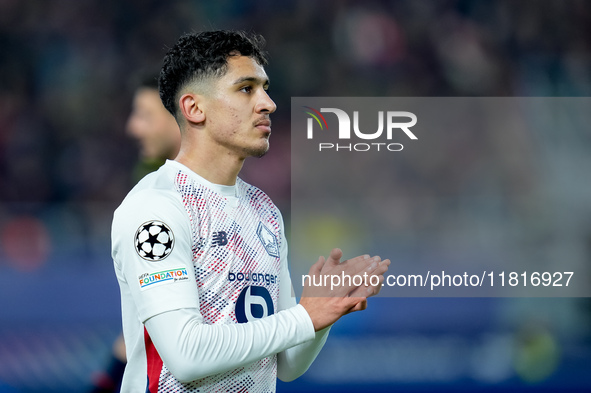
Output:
[{"xmin": 256, "ymin": 90, "xmax": 277, "ymax": 114}]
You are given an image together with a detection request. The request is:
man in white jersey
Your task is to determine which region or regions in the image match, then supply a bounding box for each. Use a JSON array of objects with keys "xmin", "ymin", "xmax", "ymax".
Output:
[{"xmin": 112, "ymin": 30, "xmax": 390, "ymax": 393}]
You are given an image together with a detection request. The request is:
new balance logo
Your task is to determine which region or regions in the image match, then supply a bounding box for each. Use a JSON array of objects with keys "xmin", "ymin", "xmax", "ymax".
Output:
[{"xmin": 212, "ymin": 231, "xmax": 228, "ymax": 247}]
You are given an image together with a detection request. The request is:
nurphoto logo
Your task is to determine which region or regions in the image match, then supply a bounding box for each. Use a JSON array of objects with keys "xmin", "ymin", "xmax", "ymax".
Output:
[{"xmin": 303, "ymin": 106, "xmax": 418, "ymax": 152}]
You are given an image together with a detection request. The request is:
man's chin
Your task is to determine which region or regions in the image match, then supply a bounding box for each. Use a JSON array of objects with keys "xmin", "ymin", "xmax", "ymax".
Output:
[
  {"xmin": 251, "ymin": 147, "xmax": 269, "ymax": 158},
  {"xmin": 245, "ymin": 142, "xmax": 269, "ymax": 158}
]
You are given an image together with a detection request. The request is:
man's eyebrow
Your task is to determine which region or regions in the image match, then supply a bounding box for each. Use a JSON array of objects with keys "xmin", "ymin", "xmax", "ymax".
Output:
[{"xmin": 232, "ymin": 76, "xmax": 270, "ymax": 86}]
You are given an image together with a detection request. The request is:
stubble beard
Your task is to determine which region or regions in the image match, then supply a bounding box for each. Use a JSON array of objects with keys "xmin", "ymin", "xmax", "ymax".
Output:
[{"xmin": 243, "ymin": 139, "xmax": 270, "ymax": 158}]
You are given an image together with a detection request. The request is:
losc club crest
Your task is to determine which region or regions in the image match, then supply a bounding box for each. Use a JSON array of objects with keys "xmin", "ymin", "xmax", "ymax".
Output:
[
  {"xmin": 256, "ymin": 222, "xmax": 279, "ymax": 258},
  {"xmin": 135, "ymin": 220, "xmax": 175, "ymax": 261}
]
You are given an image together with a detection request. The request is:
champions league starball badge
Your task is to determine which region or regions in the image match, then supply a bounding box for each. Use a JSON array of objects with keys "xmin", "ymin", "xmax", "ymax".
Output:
[{"xmin": 135, "ymin": 220, "xmax": 175, "ymax": 261}]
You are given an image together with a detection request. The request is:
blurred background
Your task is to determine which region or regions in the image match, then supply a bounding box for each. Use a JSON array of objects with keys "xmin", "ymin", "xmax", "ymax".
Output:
[{"xmin": 0, "ymin": 0, "xmax": 590, "ymax": 392}]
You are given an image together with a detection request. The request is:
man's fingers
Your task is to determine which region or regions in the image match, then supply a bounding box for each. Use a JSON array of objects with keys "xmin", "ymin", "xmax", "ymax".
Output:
[
  {"xmin": 301, "ymin": 251, "xmax": 389, "ymax": 330},
  {"xmin": 309, "ymin": 255, "xmax": 325, "ymax": 277},
  {"xmin": 347, "ymin": 299, "xmax": 368, "ymax": 313},
  {"xmin": 370, "ymin": 258, "xmax": 390, "ymax": 275},
  {"xmin": 302, "ymin": 256, "xmax": 326, "ymax": 297},
  {"xmin": 363, "ymin": 258, "xmax": 390, "ymax": 296},
  {"xmin": 349, "ymin": 283, "xmax": 375, "ymax": 298},
  {"xmin": 322, "ymin": 248, "xmax": 343, "ymax": 272},
  {"xmin": 344, "ymin": 296, "xmax": 366, "ymax": 312},
  {"xmin": 322, "ymin": 250, "xmax": 386, "ymax": 279},
  {"xmin": 343, "ymin": 298, "xmax": 367, "ymax": 314},
  {"xmin": 332, "ymin": 254, "xmax": 376, "ymax": 279},
  {"xmin": 366, "ymin": 274, "xmax": 385, "ymax": 297},
  {"xmin": 312, "ymin": 250, "xmax": 391, "ymax": 298},
  {"xmin": 342, "ymin": 258, "xmax": 390, "ymax": 298},
  {"xmin": 359, "ymin": 258, "xmax": 389, "ymax": 279}
]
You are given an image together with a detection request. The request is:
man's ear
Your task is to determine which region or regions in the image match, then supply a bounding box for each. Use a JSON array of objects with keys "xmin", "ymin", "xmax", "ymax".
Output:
[{"xmin": 179, "ymin": 93, "xmax": 205, "ymax": 124}]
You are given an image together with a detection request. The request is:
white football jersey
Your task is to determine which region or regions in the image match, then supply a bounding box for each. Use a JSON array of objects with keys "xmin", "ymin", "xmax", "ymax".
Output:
[{"xmin": 112, "ymin": 160, "xmax": 309, "ymax": 392}]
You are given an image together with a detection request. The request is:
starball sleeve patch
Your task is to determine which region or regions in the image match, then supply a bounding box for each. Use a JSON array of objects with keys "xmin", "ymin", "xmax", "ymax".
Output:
[{"xmin": 134, "ymin": 220, "xmax": 175, "ymax": 261}]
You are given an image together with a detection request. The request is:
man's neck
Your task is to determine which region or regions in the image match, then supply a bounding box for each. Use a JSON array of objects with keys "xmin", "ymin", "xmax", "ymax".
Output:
[{"xmin": 174, "ymin": 141, "xmax": 244, "ymax": 186}]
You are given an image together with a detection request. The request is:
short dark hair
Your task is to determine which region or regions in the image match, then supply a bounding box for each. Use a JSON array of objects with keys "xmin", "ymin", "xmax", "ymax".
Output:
[{"xmin": 159, "ymin": 30, "xmax": 268, "ymax": 116}]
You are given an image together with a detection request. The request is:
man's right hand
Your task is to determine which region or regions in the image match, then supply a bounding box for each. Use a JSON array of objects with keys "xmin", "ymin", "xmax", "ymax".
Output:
[{"xmin": 299, "ymin": 248, "xmax": 390, "ymax": 331}]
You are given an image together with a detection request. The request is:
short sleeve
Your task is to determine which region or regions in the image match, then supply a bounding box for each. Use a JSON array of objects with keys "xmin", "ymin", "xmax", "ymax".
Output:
[{"xmin": 112, "ymin": 188, "xmax": 199, "ymax": 322}]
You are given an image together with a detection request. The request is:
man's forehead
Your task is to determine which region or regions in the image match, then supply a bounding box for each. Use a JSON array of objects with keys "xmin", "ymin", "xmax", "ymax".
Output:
[{"xmin": 224, "ymin": 55, "xmax": 269, "ymax": 83}]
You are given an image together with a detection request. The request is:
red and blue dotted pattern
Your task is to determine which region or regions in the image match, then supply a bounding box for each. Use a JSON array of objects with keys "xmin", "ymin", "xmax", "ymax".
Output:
[{"xmin": 159, "ymin": 170, "xmax": 281, "ymax": 392}]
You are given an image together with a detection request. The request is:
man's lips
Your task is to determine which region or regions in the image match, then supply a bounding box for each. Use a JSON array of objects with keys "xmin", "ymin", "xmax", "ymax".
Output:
[{"xmin": 254, "ymin": 119, "xmax": 271, "ymax": 133}]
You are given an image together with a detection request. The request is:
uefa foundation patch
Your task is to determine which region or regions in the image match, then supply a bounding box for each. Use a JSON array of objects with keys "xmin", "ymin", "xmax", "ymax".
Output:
[{"xmin": 138, "ymin": 268, "xmax": 189, "ymax": 291}]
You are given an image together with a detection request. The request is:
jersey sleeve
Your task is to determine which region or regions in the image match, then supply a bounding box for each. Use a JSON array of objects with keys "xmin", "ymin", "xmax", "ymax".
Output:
[
  {"xmin": 144, "ymin": 305, "xmax": 315, "ymax": 382},
  {"xmin": 112, "ymin": 188, "xmax": 199, "ymax": 322},
  {"xmin": 275, "ymin": 212, "xmax": 332, "ymax": 382}
]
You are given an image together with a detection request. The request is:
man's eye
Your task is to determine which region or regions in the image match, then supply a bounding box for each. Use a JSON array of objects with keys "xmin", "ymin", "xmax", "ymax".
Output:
[{"xmin": 240, "ymin": 86, "xmax": 252, "ymax": 93}]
